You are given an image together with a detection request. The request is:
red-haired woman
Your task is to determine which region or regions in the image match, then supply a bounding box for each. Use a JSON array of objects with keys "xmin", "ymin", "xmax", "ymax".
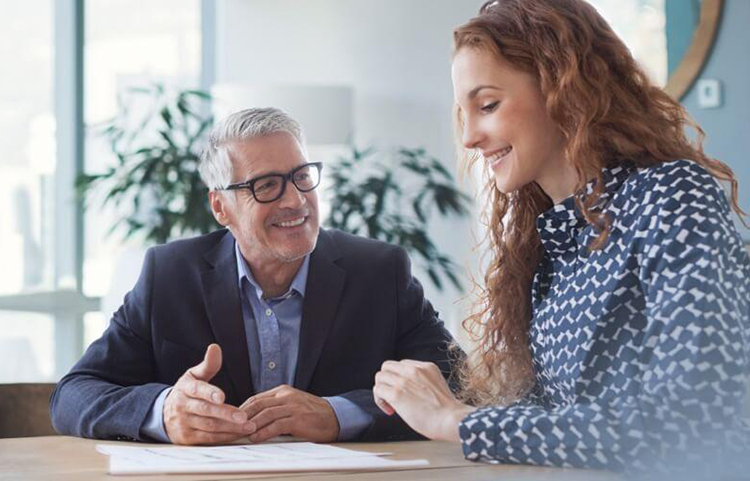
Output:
[{"xmin": 374, "ymin": 0, "xmax": 749, "ymax": 475}]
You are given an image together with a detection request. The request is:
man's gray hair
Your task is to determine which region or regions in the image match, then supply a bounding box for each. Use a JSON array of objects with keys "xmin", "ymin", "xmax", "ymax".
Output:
[{"xmin": 198, "ymin": 107, "xmax": 306, "ymax": 190}]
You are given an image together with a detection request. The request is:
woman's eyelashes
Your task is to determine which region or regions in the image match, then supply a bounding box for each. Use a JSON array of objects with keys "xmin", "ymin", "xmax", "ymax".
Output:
[{"xmin": 480, "ymin": 101, "xmax": 500, "ymax": 113}]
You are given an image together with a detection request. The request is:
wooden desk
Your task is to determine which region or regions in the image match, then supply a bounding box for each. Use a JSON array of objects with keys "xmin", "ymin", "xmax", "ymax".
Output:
[{"xmin": 0, "ymin": 436, "xmax": 619, "ymax": 481}]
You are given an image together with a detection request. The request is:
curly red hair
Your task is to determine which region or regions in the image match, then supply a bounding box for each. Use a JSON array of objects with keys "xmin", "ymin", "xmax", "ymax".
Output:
[{"xmin": 453, "ymin": 0, "xmax": 746, "ymax": 406}]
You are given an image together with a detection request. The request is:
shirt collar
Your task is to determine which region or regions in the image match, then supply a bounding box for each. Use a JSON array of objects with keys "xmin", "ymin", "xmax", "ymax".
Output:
[{"xmin": 235, "ymin": 241, "xmax": 310, "ymax": 301}]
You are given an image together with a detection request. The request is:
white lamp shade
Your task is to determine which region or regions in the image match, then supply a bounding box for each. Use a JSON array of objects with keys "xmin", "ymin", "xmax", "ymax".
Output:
[{"xmin": 210, "ymin": 83, "xmax": 353, "ymax": 146}]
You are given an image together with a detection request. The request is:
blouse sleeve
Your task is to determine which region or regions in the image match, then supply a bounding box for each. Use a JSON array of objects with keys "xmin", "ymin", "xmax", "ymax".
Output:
[{"xmin": 459, "ymin": 169, "xmax": 750, "ymax": 475}]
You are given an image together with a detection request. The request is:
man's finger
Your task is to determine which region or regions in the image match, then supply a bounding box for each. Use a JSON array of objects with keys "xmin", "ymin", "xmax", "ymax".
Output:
[
  {"xmin": 188, "ymin": 343, "xmax": 223, "ymax": 381},
  {"xmin": 247, "ymin": 405, "xmax": 291, "ymax": 431},
  {"xmin": 188, "ymin": 429, "xmax": 246, "ymax": 445},
  {"xmin": 185, "ymin": 414, "xmax": 255, "ymax": 434},
  {"xmin": 183, "ymin": 378, "xmax": 226, "ymax": 404},
  {"xmin": 249, "ymin": 417, "xmax": 293, "ymax": 443},
  {"xmin": 239, "ymin": 384, "xmax": 291, "ymax": 410},
  {"xmin": 184, "ymin": 398, "xmax": 247, "ymax": 423},
  {"xmin": 241, "ymin": 395, "xmax": 287, "ymax": 418}
]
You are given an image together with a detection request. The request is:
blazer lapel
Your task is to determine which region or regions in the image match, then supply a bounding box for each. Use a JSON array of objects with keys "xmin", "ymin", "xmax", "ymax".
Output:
[
  {"xmin": 201, "ymin": 231, "xmax": 254, "ymax": 404},
  {"xmin": 294, "ymin": 230, "xmax": 346, "ymax": 391}
]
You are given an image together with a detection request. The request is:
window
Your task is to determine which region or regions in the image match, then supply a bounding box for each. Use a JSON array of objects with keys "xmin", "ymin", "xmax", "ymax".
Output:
[
  {"xmin": 0, "ymin": 0, "xmax": 206, "ymax": 383},
  {"xmin": 0, "ymin": 1, "xmax": 58, "ymax": 383},
  {"xmin": 83, "ymin": 0, "xmax": 202, "ymax": 333},
  {"xmin": 0, "ymin": 1, "xmax": 55, "ymax": 296},
  {"xmin": 588, "ymin": 0, "xmax": 668, "ymax": 86}
]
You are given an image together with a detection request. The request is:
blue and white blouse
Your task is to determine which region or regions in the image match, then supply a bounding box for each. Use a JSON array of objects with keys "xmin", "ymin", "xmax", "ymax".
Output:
[{"xmin": 459, "ymin": 160, "xmax": 750, "ymax": 475}]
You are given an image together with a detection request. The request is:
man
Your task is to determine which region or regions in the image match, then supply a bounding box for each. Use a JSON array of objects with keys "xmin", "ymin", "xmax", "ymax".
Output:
[{"xmin": 50, "ymin": 108, "xmax": 457, "ymax": 445}]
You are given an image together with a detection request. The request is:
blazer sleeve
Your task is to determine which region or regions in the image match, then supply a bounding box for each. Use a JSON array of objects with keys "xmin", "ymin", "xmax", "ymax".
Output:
[
  {"xmin": 458, "ymin": 177, "xmax": 750, "ymax": 476},
  {"xmin": 49, "ymin": 248, "xmax": 170, "ymax": 441},
  {"xmin": 340, "ymin": 246, "xmax": 460, "ymax": 441}
]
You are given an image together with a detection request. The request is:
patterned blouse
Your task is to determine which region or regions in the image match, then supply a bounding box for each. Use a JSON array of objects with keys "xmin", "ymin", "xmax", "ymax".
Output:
[{"xmin": 459, "ymin": 160, "xmax": 750, "ymax": 475}]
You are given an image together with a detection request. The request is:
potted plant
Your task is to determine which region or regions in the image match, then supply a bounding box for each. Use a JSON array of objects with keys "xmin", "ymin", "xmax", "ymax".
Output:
[
  {"xmin": 325, "ymin": 145, "xmax": 471, "ymax": 291},
  {"xmin": 77, "ymin": 84, "xmax": 215, "ymax": 244}
]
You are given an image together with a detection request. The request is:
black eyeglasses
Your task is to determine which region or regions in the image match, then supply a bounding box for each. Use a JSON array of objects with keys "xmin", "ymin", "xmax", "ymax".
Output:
[{"xmin": 221, "ymin": 162, "xmax": 323, "ymax": 203}]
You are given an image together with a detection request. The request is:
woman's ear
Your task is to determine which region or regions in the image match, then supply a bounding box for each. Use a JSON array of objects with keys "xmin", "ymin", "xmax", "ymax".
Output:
[{"xmin": 208, "ymin": 190, "xmax": 231, "ymax": 227}]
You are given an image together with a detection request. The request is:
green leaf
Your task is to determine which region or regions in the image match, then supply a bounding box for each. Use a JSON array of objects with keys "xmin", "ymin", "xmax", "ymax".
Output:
[
  {"xmin": 184, "ymin": 89, "xmax": 212, "ymax": 100},
  {"xmin": 430, "ymin": 158, "xmax": 451, "ymax": 179},
  {"xmin": 443, "ymin": 266, "xmax": 462, "ymax": 291},
  {"xmin": 411, "ymin": 191, "xmax": 427, "ymax": 223},
  {"xmin": 158, "ymin": 130, "xmax": 177, "ymax": 148},
  {"xmin": 160, "ymin": 107, "xmax": 173, "ymax": 128},
  {"xmin": 401, "ymin": 158, "xmax": 429, "ymax": 175},
  {"xmin": 426, "ymin": 268, "xmax": 442, "ymax": 291}
]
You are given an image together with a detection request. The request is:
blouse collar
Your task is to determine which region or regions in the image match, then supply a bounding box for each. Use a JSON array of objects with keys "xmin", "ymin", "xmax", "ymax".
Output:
[{"xmin": 536, "ymin": 163, "xmax": 635, "ymax": 256}]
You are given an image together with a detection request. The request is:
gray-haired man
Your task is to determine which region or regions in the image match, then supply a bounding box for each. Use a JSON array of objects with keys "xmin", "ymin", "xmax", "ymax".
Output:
[{"xmin": 50, "ymin": 108, "xmax": 456, "ymax": 445}]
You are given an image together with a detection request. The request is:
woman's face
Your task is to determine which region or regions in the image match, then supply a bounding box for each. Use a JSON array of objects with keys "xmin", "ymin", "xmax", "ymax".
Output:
[{"xmin": 452, "ymin": 47, "xmax": 568, "ymax": 199}]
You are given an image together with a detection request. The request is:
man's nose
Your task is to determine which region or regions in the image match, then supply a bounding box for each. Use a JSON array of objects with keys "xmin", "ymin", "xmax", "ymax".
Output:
[{"xmin": 277, "ymin": 181, "xmax": 306, "ymax": 209}]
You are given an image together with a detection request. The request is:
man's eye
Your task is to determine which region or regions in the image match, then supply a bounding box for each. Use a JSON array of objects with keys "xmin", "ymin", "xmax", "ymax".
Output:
[
  {"xmin": 255, "ymin": 179, "xmax": 278, "ymax": 192},
  {"xmin": 480, "ymin": 101, "xmax": 499, "ymax": 113}
]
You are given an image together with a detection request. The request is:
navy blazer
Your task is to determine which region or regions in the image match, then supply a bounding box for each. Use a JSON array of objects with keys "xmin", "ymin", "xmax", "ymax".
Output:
[{"xmin": 50, "ymin": 228, "xmax": 457, "ymax": 442}]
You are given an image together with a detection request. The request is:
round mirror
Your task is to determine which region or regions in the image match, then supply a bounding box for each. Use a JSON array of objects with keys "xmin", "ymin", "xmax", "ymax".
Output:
[{"xmin": 588, "ymin": 0, "xmax": 723, "ymax": 99}]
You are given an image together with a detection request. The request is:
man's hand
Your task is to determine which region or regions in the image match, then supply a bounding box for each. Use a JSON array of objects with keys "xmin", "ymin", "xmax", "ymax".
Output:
[
  {"xmin": 240, "ymin": 385, "xmax": 339, "ymax": 443},
  {"xmin": 163, "ymin": 344, "xmax": 254, "ymax": 445}
]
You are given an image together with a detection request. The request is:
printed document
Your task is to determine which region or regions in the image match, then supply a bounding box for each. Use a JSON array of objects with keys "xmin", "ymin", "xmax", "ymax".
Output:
[{"xmin": 96, "ymin": 442, "xmax": 429, "ymax": 475}]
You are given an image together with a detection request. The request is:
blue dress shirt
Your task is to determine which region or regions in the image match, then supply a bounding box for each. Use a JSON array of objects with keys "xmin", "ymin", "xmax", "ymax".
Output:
[{"xmin": 140, "ymin": 242, "xmax": 372, "ymax": 442}]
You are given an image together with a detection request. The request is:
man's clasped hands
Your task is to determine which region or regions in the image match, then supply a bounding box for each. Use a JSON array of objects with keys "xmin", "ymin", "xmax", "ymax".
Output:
[{"xmin": 163, "ymin": 344, "xmax": 340, "ymax": 445}]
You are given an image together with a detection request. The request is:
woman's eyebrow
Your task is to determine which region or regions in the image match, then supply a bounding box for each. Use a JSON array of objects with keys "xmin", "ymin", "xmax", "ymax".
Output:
[{"xmin": 467, "ymin": 85, "xmax": 504, "ymax": 99}]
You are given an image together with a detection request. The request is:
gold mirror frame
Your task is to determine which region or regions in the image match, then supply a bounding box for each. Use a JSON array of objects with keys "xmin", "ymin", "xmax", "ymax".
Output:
[{"xmin": 664, "ymin": 0, "xmax": 724, "ymax": 100}]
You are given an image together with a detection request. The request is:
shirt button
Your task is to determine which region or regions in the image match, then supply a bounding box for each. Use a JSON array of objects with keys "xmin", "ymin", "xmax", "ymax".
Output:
[
  {"xmin": 265, "ymin": 308, "xmax": 273, "ymax": 317},
  {"xmin": 268, "ymin": 361, "xmax": 276, "ymax": 370}
]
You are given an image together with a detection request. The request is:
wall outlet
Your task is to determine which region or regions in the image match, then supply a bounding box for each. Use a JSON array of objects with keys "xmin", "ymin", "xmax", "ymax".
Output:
[{"xmin": 697, "ymin": 79, "xmax": 722, "ymax": 109}]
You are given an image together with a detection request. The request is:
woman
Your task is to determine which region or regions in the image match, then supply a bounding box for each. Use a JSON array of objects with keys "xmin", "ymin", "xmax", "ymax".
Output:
[{"xmin": 373, "ymin": 0, "xmax": 750, "ymax": 475}]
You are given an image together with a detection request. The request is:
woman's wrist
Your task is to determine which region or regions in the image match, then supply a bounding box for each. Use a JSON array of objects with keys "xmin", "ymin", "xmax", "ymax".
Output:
[{"xmin": 442, "ymin": 404, "xmax": 475, "ymax": 442}]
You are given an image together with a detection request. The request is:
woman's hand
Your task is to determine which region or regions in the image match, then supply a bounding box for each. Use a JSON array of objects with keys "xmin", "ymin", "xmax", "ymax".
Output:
[{"xmin": 373, "ymin": 359, "xmax": 475, "ymax": 442}]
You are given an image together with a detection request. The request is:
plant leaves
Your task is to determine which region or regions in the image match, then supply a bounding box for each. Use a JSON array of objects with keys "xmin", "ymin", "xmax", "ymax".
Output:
[
  {"xmin": 79, "ymin": 83, "xmax": 214, "ymax": 245},
  {"xmin": 326, "ymin": 142, "xmax": 471, "ymax": 292}
]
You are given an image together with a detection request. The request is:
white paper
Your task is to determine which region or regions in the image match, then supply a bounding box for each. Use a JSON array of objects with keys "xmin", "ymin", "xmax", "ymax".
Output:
[{"xmin": 96, "ymin": 442, "xmax": 429, "ymax": 475}]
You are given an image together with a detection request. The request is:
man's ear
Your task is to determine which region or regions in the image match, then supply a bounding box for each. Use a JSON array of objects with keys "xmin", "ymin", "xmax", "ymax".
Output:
[{"xmin": 208, "ymin": 190, "xmax": 232, "ymax": 227}]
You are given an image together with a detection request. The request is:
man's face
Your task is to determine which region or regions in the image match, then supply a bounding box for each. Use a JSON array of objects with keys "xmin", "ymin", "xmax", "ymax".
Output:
[{"xmin": 212, "ymin": 132, "xmax": 320, "ymax": 266}]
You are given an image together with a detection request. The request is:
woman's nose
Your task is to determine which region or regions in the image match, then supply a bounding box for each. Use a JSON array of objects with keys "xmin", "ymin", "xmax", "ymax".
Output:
[{"xmin": 462, "ymin": 118, "xmax": 484, "ymax": 150}]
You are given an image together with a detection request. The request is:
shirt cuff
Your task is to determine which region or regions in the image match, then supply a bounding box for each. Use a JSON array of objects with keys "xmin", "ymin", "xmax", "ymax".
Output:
[
  {"xmin": 324, "ymin": 396, "xmax": 373, "ymax": 441},
  {"xmin": 139, "ymin": 387, "xmax": 172, "ymax": 443}
]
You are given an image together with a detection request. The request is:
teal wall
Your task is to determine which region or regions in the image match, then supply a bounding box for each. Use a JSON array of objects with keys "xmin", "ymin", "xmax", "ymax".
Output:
[
  {"xmin": 666, "ymin": 0, "xmax": 700, "ymax": 76},
  {"xmin": 681, "ymin": 0, "xmax": 750, "ymax": 240}
]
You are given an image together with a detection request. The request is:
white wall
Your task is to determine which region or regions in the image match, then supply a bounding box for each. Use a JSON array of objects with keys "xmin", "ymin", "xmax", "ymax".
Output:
[{"xmin": 215, "ymin": 0, "xmax": 486, "ymax": 334}]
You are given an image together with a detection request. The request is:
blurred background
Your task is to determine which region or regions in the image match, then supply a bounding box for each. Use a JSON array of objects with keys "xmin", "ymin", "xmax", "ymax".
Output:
[{"xmin": 1, "ymin": 0, "xmax": 747, "ymax": 384}]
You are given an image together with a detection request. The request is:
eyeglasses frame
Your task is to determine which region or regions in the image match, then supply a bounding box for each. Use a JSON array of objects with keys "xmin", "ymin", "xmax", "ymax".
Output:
[{"xmin": 220, "ymin": 161, "xmax": 323, "ymax": 203}]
